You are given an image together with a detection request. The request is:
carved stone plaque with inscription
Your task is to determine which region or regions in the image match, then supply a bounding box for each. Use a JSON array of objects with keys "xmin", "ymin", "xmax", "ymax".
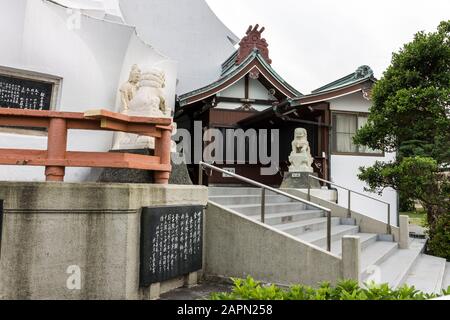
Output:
[
  {"xmin": 0, "ymin": 200, "xmax": 3, "ymax": 256},
  {"xmin": 0, "ymin": 74, "xmax": 53, "ymax": 110},
  {"xmin": 139, "ymin": 205, "xmax": 203, "ymax": 287}
]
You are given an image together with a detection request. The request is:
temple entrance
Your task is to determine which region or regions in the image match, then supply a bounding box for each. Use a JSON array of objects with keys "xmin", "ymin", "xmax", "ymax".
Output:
[{"xmin": 192, "ymin": 102, "xmax": 330, "ymax": 187}]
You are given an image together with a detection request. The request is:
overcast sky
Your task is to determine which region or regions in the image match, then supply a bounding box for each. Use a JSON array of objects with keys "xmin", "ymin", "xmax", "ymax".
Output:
[{"xmin": 206, "ymin": 0, "xmax": 450, "ymax": 93}]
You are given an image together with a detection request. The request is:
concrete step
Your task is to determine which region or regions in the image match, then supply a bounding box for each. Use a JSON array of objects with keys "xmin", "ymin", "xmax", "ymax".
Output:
[
  {"xmin": 226, "ymin": 202, "xmax": 310, "ymax": 215},
  {"xmin": 209, "ymin": 194, "xmax": 295, "ymax": 206},
  {"xmin": 443, "ymin": 262, "xmax": 450, "ymax": 291},
  {"xmin": 360, "ymin": 241, "xmax": 398, "ymax": 274},
  {"xmin": 295, "ymin": 224, "xmax": 360, "ymax": 247},
  {"xmin": 361, "ymin": 239, "xmax": 425, "ymax": 288},
  {"xmin": 275, "ymin": 217, "xmax": 341, "ymax": 235},
  {"xmin": 324, "ymin": 233, "xmax": 378, "ymax": 256},
  {"xmin": 401, "ymin": 254, "xmax": 447, "ymax": 294},
  {"xmin": 251, "ymin": 210, "xmax": 325, "ymax": 225}
]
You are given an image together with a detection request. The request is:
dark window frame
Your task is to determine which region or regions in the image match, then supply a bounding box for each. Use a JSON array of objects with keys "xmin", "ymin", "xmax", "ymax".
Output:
[{"xmin": 331, "ymin": 111, "xmax": 384, "ymax": 157}]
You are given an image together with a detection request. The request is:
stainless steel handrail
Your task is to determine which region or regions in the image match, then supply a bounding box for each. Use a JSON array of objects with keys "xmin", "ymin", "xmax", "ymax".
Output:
[
  {"xmin": 199, "ymin": 161, "xmax": 332, "ymax": 252},
  {"xmin": 308, "ymin": 175, "xmax": 392, "ymax": 235}
]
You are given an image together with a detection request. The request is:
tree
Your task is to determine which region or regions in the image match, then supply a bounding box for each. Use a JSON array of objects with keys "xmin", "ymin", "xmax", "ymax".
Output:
[{"xmin": 354, "ymin": 21, "xmax": 450, "ymax": 259}]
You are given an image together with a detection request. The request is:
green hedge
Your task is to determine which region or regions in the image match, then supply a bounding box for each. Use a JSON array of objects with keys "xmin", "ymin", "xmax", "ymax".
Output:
[{"xmin": 210, "ymin": 276, "xmax": 450, "ymax": 300}]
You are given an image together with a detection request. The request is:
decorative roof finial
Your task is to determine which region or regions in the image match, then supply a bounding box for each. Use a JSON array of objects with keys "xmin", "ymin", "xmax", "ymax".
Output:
[
  {"xmin": 354, "ymin": 65, "xmax": 374, "ymax": 79},
  {"xmin": 236, "ymin": 24, "xmax": 272, "ymax": 65}
]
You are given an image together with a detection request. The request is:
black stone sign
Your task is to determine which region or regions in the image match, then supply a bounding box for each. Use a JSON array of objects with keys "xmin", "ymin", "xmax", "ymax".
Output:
[
  {"xmin": 0, "ymin": 74, "xmax": 53, "ymax": 110},
  {"xmin": 139, "ymin": 205, "xmax": 203, "ymax": 287},
  {"xmin": 0, "ymin": 200, "xmax": 3, "ymax": 256}
]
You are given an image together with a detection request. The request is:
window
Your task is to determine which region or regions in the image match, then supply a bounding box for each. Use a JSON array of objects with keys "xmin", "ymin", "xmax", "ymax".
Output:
[{"xmin": 332, "ymin": 112, "xmax": 383, "ymax": 156}]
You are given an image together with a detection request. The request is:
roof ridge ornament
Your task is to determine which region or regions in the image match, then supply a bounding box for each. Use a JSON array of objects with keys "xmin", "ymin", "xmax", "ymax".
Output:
[
  {"xmin": 354, "ymin": 65, "xmax": 374, "ymax": 79},
  {"xmin": 236, "ymin": 24, "xmax": 272, "ymax": 65}
]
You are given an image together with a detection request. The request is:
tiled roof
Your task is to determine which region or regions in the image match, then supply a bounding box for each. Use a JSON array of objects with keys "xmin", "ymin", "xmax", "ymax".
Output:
[
  {"xmin": 311, "ymin": 65, "xmax": 375, "ymax": 94},
  {"xmin": 178, "ymin": 48, "xmax": 302, "ymax": 106}
]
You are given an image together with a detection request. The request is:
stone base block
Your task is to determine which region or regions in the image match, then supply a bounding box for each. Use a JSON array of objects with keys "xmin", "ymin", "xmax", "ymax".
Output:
[
  {"xmin": 0, "ymin": 182, "xmax": 207, "ymax": 300},
  {"xmin": 143, "ymin": 271, "xmax": 200, "ymax": 300},
  {"xmin": 97, "ymin": 149, "xmax": 192, "ymax": 185},
  {"xmin": 280, "ymin": 172, "xmax": 321, "ymax": 189}
]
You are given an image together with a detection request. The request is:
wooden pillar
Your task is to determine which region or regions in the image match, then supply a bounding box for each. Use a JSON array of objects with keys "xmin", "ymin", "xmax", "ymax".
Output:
[
  {"xmin": 154, "ymin": 125, "xmax": 172, "ymax": 184},
  {"xmin": 45, "ymin": 118, "xmax": 67, "ymax": 182}
]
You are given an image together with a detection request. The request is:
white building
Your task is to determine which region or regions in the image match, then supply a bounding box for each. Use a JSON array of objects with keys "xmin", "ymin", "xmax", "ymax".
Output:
[{"xmin": 0, "ymin": 0, "xmax": 236, "ymax": 181}]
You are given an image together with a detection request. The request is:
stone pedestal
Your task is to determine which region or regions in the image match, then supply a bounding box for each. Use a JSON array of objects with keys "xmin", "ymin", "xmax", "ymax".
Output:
[
  {"xmin": 280, "ymin": 172, "xmax": 321, "ymax": 189},
  {"xmin": 97, "ymin": 149, "xmax": 192, "ymax": 185}
]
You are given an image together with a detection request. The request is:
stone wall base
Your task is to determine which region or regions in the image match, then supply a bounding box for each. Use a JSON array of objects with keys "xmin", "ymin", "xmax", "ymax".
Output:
[{"xmin": 0, "ymin": 182, "xmax": 207, "ymax": 300}]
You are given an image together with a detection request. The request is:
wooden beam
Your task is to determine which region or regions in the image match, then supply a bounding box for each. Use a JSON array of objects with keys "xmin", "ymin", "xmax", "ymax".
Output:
[
  {"xmin": 216, "ymin": 96, "xmax": 277, "ymax": 106},
  {"xmin": 0, "ymin": 149, "xmax": 171, "ymax": 171},
  {"xmin": 0, "ymin": 116, "xmax": 50, "ymax": 128},
  {"xmin": 84, "ymin": 109, "xmax": 171, "ymax": 126},
  {"xmin": 245, "ymin": 74, "xmax": 249, "ymax": 99},
  {"xmin": 0, "ymin": 149, "xmax": 48, "ymax": 165}
]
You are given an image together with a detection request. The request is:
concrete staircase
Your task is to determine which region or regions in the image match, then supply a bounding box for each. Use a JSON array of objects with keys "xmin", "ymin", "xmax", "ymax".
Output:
[{"xmin": 209, "ymin": 187, "xmax": 450, "ymax": 294}]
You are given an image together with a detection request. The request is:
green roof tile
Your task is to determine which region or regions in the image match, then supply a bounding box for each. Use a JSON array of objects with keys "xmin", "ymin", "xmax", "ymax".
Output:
[
  {"xmin": 179, "ymin": 49, "xmax": 302, "ymax": 106},
  {"xmin": 312, "ymin": 65, "xmax": 375, "ymax": 94}
]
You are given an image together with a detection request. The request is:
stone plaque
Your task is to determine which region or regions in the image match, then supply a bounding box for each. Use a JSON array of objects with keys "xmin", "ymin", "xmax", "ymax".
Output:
[
  {"xmin": 0, "ymin": 200, "xmax": 3, "ymax": 256},
  {"xmin": 222, "ymin": 168, "xmax": 235, "ymax": 178},
  {"xmin": 139, "ymin": 205, "xmax": 203, "ymax": 287},
  {"xmin": 0, "ymin": 74, "xmax": 53, "ymax": 110}
]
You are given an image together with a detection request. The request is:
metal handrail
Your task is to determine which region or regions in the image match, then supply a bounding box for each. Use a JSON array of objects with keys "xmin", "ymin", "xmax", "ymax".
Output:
[
  {"xmin": 199, "ymin": 161, "xmax": 332, "ymax": 252},
  {"xmin": 308, "ymin": 175, "xmax": 392, "ymax": 235}
]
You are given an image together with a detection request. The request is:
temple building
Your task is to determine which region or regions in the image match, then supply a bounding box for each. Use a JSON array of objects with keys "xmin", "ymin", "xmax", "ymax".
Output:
[{"xmin": 175, "ymin": 25, "xmax": 397, "ymax": 221}]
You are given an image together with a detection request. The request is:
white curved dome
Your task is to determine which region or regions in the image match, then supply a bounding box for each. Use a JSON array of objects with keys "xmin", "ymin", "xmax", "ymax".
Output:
[{"xmin": 51, "ymin": 0, "xmax": 124, "ymax": 22}]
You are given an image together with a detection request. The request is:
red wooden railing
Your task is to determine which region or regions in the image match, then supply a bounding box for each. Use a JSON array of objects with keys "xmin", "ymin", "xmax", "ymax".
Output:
[{"xmin": 0, "ymin": 108, "xmax": 173, "ymax": 184}]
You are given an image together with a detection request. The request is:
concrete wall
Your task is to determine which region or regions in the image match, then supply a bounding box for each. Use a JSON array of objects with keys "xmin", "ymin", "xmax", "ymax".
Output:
[
  {"xmin": 204, "ymin": 202, "xmax": 343, "ymax": 286},
  {"xmin": 0, "ymin": 182, "xmax": 207, "ymax": 300},
  {"xmin": 329, "ymin": 92, "xmax": 398, "ymax": 225}
]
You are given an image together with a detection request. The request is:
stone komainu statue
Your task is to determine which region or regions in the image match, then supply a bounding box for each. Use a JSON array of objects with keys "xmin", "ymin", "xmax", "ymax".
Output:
[
  {"xmin": 128, "ymin": 68, "xmax": 168, "ymax": 118},
  {"xmin": 113, "ymin": 66, "xmax": 170, "ymax": 150},
  {"xmin": 288, "ymin": 128, "xmax": 314, "ymax": 173}
]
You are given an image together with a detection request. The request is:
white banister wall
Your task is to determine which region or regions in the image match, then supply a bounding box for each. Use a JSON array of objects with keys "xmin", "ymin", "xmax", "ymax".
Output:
[{"xmin": 329, "ymin": 92, "xmax": 399, "ymax": 225}]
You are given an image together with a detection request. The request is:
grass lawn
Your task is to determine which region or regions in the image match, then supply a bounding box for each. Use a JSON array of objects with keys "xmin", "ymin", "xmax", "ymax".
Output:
[{"xmin": 401, "ymin": 210, "xmax": 427, "ymax": 227}]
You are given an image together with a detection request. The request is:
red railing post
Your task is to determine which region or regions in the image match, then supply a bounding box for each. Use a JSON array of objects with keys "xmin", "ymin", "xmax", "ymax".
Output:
[
  {"xmin": 154, "ymin": 125, "xmax": 172, "ymax": 184},
  {"xmin": 45, "ymin": 117, "xmax": 67, "ymax": 182}
]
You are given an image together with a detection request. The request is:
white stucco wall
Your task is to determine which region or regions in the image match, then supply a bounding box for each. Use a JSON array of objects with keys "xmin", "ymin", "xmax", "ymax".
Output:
[
  {"xmin": 218, "ymin": 77, "xmax": 272, "ymax": 101},
  {"xmin": 119, "ymin": 0, "xmax": 239, "ymax": 95},
  {"xmin": 249, "ymin": 78, "xmax": 272, "ymax": 100},
  {"xmin": 328, "ymin": 92, "xmax": 399, "ymax": 226},
  {"xmin": 0, "ymin": 0, "xmax": 175, "ymax": 182},
  {"xmin": 329, "ymin": 90, "xmax": 373, "ymax": 112},
  {"xmin": 215, "ymin": 77, "xmax": 273, "ymax": 112},
  {"xmin": 219, "ymin": 78, "xmax": 246, "ymax": 99}
]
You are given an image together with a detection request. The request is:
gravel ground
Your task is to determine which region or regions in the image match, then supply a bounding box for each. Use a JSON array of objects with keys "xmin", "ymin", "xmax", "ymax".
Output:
[{"xmin": 159, "ymin": 281, "xmax": 232, "ymax": 300}]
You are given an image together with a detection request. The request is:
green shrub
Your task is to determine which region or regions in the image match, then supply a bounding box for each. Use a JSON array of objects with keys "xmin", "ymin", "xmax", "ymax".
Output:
[
  {"xmin": 426, "ymin": 213, "xmax": 450, "ymax": 260},
  {"xmin": 210, "ymin": 276, "xmax": 450, "ymax": 300}
]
